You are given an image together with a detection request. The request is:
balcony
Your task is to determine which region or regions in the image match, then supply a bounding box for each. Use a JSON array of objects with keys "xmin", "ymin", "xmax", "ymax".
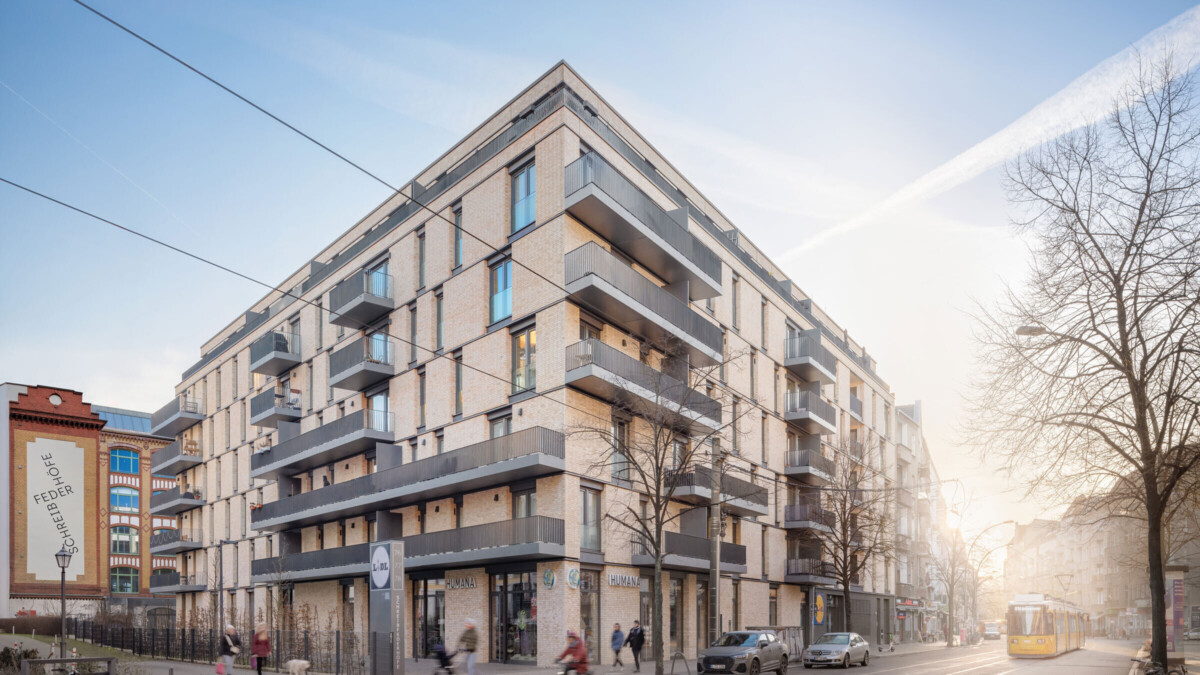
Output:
[
  {"xmin": 252, "ymin": 427, "xmax": 565, "ymax": 532},
  {"xmin": 565, "ymin": 340, "xmax": 720, "ymax": 432},
  {"xmin": 631, "ymin": 531, "xmax": 747, "ymax": 575},
  {"xmin": 250, "ymin": 517, "xmax": 565, "ymax": 583},
  {"xmin": 849, "ymin": 394, "xmax": 864, "ymax": 423},
  {"xmin": 150, "ymin": 396, "xmax": 205, "ymax": 437},
  {"xmin": 917, "ymin": 497, "xmax": 931, "ymax": 515},
  {"xmin": 896, "ymin": 533, "xmax": 911, "ymax": 551},
  {"xmin": 896, "ymin": 582, "xmax": 916, "ymax": 599},
  {"xmin": 785, "ymin": 558, "xmax": 836, "ymax": 584},
  {"xmin": 896, "ymin": 441, "xmax": 915, "ymax": 465},
  {"xmin": 150, "ymin": 440, "xmax": 202, "ymax": 475},
  {"xmin": 666, "ymin": 466, "xmax": 769, "ymax": 517},
  {"xmin": 565, "ymin": 243, "xmax": 722, "ymax": 366},
  {"xmin": 783, "ymin": 391, "xmax": 837, "ymax": 435},
  {"xmin": 149, "ymin": 486, "xmax": 205, "ymax": 516},
  {"xmin": 564, "ymin": 153, "xmax": 721, "ymax": 300},
  {"xmin": 250, "ymin": 408, "xmax": 394, "ymax": 480},
  {"xmin": 783, "ymin": 334, "xmax": 836, "ymax": 385},
  {"xmin": 328, "ymin": 269, "xmax": 394, "ymax": 328},
  {"xmin": 897, "ymin": 488, "xmax": 914, "ymax": 508},
  {"xmin": 248, "ymin": 330, "xmax": 301, "ymax": 377},
  {"xmin": 785, "ymin": 449, "xmax": 834, "ymax": 485},
  {"xmin": 329, "ymin": 336, "xmax": 395, "ymax": 392},
  {"xmin": 911, "ymin": 539, "xmax": 930, "ymax": 556},
  {"xmin": 149, "ymin": 529, "xmax": 204, "ymax": 555},
  {"xmin": 148, "ymin": 572, "xmax": 207, "ymax": 594},
  {"xmin": 249, "ymin": 388, "xmax": 303, "ymax": 428},
  {"xmin": 783, "ymin": 503, "xmax": 832, "ymax": 532}
]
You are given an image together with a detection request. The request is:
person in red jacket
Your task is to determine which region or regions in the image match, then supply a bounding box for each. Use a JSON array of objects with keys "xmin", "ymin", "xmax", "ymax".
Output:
[
  {"xmin": 252, "ymin": 623, "xmax": 271, "ymax": 675},
  {"xmin": 557, "ymin": 631, "xmax": 589, "ymax": 675}
]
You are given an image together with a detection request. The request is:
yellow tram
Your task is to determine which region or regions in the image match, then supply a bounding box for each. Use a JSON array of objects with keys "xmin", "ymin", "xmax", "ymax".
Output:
[{"xmin": 1006, "ymin": 594, "xmax": 1088, "ymax": 658}]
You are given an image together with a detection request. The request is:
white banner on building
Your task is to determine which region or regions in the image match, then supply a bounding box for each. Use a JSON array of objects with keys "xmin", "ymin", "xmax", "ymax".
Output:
[{"xmin": 26, "ymin": 438, "xmax": 86, "ymax": 581}]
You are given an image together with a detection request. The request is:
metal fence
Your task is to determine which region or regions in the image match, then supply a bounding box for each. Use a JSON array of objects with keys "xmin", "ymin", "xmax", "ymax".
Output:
[
  {"xmin": 250, "ymin": 330, "xmax": 301, "ymax": 364},
  {"xmin": 566, "ymin": 339, "xmax": 721, "ymax": 422},
  {"xmin": 783, "ymin": 334, "xmax": 837, "ymax": 375}
]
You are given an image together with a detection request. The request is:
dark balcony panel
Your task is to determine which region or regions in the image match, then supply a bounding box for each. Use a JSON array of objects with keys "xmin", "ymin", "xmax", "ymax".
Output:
[
  {"xmin": 329, "ymin": 270, "xmax": 394, "ymax": 328},
  {"xmin": 150, "ymin": 440, "xmax": 202, "ymax": 475},
  {"xmin": 149, "ymin": 486, "xmax": 205, "ymax": 516},
  {"xmin": 148, "ymin": 572, "xmax": 207, "ymax": 594},
  {"xmin": 849, "ymin": 394, "xmax": 864, "ymax": 422},
  {"xmin": 564, "ymin": 153, "xmax": 721, "ymax": 299},
  {"xmin": 784, "ymin": 449, "xmax": 834, "ymax": 485},
  {"xmin": 149, "ymin": 528, "xmax": 204, "ymax": 555},
  {"xmin": 249, "ymin": 388, "xmax": 303, "ymax": 428},
  {"xmin": 783, "ymin": 503, "xmax": 832, "ymax": 532},
  {"xmin": 896, "ymin": 488, "xmax": 914, "ymax": 508},
  {"xmin": 251, "ymin": 543, "xmax": 370, "ymax": 583},
  {"xmin": 897, "ymin": 442, "xmax": 916, "ymax": 465},
  {"xmin": 250, "ymin": 408, "xmax": 395, "ymax": 480},
  {"xmin": 666, "ymin": 466, "xmax": 769, "ymax": 517},
  {"xmin": 631, "ymin": 531, "xmax": 747, "ymax": 575},
  {"xmin": 249, "ymin": 330, "xmax": 302, "ymax": 377},
  {"xmin": 150, "ymin": 396, "xmax": 205, "ymax": 437},
  {"xmin": 329, "ymin": 336, "xmax": 395, "ymax": 392},
  {"xmin": 896, "ymin": 534, "xmax": 911, "ymax": 551},
  {"xmin": 785, "ymin": 558, "xmax": 836, "ymax": 584},
  {"xmin": 565, "ymin": 339, "xmax": 720, "ymax": 432},
  {"xmin": 784, "ymin": 334, "xmax": 837, "ymax": 385},
  {"xmin": 252, "ymin": 427, "xmax": 565, "ymax": 532},
  {"xmin": 783, "ymin": 391, "xmax": 837, "ymax": 435},
  {"xmin": 565, "ymin": 243, "xmax": 721, "ymax": 366}
]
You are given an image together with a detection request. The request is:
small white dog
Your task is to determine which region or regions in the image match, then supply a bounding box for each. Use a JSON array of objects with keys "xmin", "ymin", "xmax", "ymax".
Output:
[{"xmin": 284, "ymin": 659, "xmax": 312, "ymax": 674}]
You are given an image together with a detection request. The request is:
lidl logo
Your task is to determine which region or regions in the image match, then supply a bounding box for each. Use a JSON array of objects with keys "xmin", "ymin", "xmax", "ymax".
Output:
[{"xmin": 814, "ymin": 593, "xmax": 826, "ymax": 626}]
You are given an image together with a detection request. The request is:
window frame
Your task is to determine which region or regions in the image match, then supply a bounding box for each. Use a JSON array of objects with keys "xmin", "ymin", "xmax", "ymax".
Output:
[
  {"xmin": 109, "ymin": 448, "xmax": 140, "ymax": 475},
  {"xmin": 511, "ymin": 326, "xmax": 536, "ymax": 394},
  {"xmin": 490, "ymin": 259, "xmax": 513, "ymax": 324},
  {"xmin": 109, "ymin": 486, "xmax": 139, "ymax": 513},
  {"xmin": 510, "ymin": 162, "xmax": 536, "ymax": 233}
]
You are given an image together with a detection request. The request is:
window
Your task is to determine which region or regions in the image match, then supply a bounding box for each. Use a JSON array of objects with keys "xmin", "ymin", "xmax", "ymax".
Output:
[
  {"xmin": 731, "ymin": 275, "xmax": 740, "ymax": 330},
  {"xmin": 732, "ymin": 399, "xmax": 740, "ymax": 455},
  {"xmin": 110, "ymin": 487, "xmax": 138, "ymax": 513},
  {"xmin": 110, "ymin": 567, "xmax": 138, "ymax": 594},
  {"xmin": 454, "ymin": 355, "xmax": 464, "ymax": 416},
  {"xmin": 232, "ymin": 358, "xmax": 239, "ymax": 397},
  {"xmin": 750, "ymin": 351, "xmax": 757, "ymax": 401},
  {"xmin": 580, "ymin": 488, "xmax": 601, "ymax": 551},
  {"xmin": 513, "ymin": 489, "xmax": 537, "ymax": 518},
  {"xmin": 109, "ymin": 449, "xmax": 139, "ymax": 475},
  {"xmin": 720, "ymin": 331, "xmax": 728, "ymax": 383},
  {"xmin": 490, "ymin": 415, "xmax": 512, "ymax": 438},
  {"xmin": 671, "ymin": 438, "xmax": 687, "ymax": 469},
  {"xmin": 768, "ymin": 585, "xmax": 778, "ymax": 626},
  {"xmin": 435, "ymin": 294, "xmax": 444, "ymax": 350},
  {"xmin": 418, "ymin": 372, "xmax": 427, "ymax": 428},
  {"xmin": 453, "ymin": 207, "xmax": 463, "ymax": 268},
  {"xmin": 240, "ymin": 401, "xmax": 247, "ymax": 441},
  {"xmin": 410, "ymin": 306, "xmax": 418, "ymax": 363},
  {"xmin": 417, "ymin": 232, "xmax": 426, "ymax": 289},
  {"xmin": 327, "ymin": 353, "xmax": 335, "ymax": 402},
  {"xmin": 511, "ymin": 162, "xmax": 536, "ymax": 233},
  {"xmin": 611, "ymin": 420, "xmax": 630, "ymax": 481},
  {"xmin": 760, "ymin": 298, "xmax": 768, "ymax": 349},
  {"xmin": 774, "ymin": 367, "xmax": 780, "ymax": 414},
  {"xmin": 762, "ymin": 415, "xmax": 769, "ymax": 465},
  {"xmin": 315, "ymin": 301, "xmax": 323, "ymax": 350},
  {"xmin": 511, "ymin": 327, "xmax": 536, "ymax": 393},
  {"xmin": 110, "ymin": 526, "xmax": 139, "ymax": 554},
  {"xmin": 580, "ymin": 321, "xmax": 601, "ymax": 342},
  {"xmin": 490, "ymin": 260, "xmax": 513, "ymax": 323},
  {"xmin": 436, "ymin": 433, "xmax": 445, "ymax": 455}
]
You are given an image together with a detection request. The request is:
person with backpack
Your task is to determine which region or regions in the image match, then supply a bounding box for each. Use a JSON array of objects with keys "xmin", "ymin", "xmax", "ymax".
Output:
[{"xmin": 624, "ymin": 620, "xmax": 645, "ymax": 673}]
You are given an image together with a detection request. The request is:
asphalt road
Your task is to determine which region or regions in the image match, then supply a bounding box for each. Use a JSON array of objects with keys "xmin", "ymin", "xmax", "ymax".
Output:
[{"xmin": 803, "ymin": 638, "xmax": 1144, "ymax": 674}]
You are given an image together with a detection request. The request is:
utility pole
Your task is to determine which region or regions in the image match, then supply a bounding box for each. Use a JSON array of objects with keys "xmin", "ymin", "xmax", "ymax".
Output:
[{"xmin": 709, "ymin": 442, "xmax": 725, "ymax": 646}]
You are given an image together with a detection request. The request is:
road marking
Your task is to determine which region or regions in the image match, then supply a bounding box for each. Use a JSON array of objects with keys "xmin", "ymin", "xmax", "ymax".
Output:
[
  {"xmin": 947, "ymin": 658, "xmax": 1015, "ymax": 674},
  {"xmin": 866, "ymin": 650, "xmax": 1006, "ymax": 673}
]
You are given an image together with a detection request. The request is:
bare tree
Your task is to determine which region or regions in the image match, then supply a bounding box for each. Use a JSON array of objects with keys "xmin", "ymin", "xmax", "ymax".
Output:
[
  {"xmin": 929, "ymin": 533, "xmax": 972, "ymax": 648},
  {"xmin": 969, "ymin": 54, "xmax": 1200, "ymax": 664},
  {"xmin": 568, "ymin": 337, "xmax": 754, "ymax": 675}
]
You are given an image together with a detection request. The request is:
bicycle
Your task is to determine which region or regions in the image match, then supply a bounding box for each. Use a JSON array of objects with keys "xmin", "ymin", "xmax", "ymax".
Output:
[{"xmin": 1131, "ymin": 657, "xmax": 1188, "ymax": 675}]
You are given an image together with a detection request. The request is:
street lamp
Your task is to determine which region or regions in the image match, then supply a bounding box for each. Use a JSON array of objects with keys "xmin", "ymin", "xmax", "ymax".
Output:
[{"xmin": 55, "ymin": 546, "xmax": 71, "ymax": 660}]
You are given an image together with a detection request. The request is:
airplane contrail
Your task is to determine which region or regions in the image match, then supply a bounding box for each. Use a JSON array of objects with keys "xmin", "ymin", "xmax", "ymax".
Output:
[{"xmin": 778, "ymin": 5, "xmax": 1200, "ymax": 262}]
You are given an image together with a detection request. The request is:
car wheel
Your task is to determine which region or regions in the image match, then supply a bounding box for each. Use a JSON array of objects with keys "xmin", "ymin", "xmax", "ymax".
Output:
[
  {"xmin": 862, "ymin": 650, "xmax": 869, "ymax": 667},
  {"xmin": 777, "ymin": 657, "xmax": 788, "ymax": 675},
  {"xmin": 841, "ymin": 654, "xmax": 850, "ymax": 669},
  {"xmin": 748, "ymin": 660, "xmax": 760, "ymax": 675}
]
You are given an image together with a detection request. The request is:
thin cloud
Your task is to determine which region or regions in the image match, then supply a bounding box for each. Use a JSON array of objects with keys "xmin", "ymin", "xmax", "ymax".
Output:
[{"xmin": 778, "ymin": 4, "xmax": 1200, "ymax": 261}]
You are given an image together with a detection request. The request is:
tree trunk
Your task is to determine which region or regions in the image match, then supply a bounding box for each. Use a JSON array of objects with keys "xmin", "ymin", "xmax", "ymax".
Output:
[
  {"xmin": 1147, "ymin": 499, "xmax": 1168, "ymax": 664},
  {"xmin": 841, "ymin": 579, "xmax": 853, "ymax": 635},
  {"xmin": 654, "ymin": 557, "xmax": 665, "ymax": 675},
  {"xmin": 946, "ymin": 585, "xmax": 955, "ymax": 648}
]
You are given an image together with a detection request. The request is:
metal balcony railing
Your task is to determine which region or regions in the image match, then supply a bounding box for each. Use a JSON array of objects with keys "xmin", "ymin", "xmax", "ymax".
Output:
[
  {"xmin": 149, "ymin": 486, "xmax": 203, "ymax": 511},
  {"xmin": 331, "ymin": 336, "xmax": 395, "ymax": 376},
  {"xmin": 784, "ymin": 503, "xmax": 830, "ymax": 524},
  {"xmin": 897, "ymin": 582, "xmax": 915, "ymax": 598},
  {"xmin": 150, "ymin": 440, "xmax": 202, "ymax": 472},
  {"xmin": 784, "ymin": 335, "xmax": 837, "ymax": 374},
  {"xmin": 149, "ymin": 528, "xmax": 203, "ymax": 549},
  {"xmin": 849, "ymin": 394, "xmax": 864, "ymax": 420},
  {"xmin": 330, "ymin": 269, "xmax": 392, "ymax": 312},
  {"xmin": 566, "ymin": 339, "xmax": 721, "ymax": 422},
  {"xmin": 784, "ymin": 390, "xmax": 836, "ymax": 427},
  {"xmin": 897, "ymin": 488, "xmax": 914, "ymax": 508},
  {"xmin": 564, "ymin": 242, "xmax": 722, "ymax": 354},
  {"xmin": 786, "ymin": 449, "xmax": 834, "ymax": 476},
  {"xmin": 150, "ymin": 396, "xmax": 204, "ymax": 432},
  {"xmin": 250, "ymin": 408, "xmax": 393, "ymax": 474},
  {"xmin": 786, "ymin": 558, "xmax": 835, "ymax": 578},
  {"xmin": 148, "ymin": 572, "xmax": 206, "ymax": 590},
  {"xmin": 666, "ymin": 466, "xmax": 768, "ymax": 507},
  {"xmin": 249, "ymin": 330, "xmax": 301, "ymax": 365},
  {"xmin": 634, "ymin": 531, "xmax": 746, "ymax": 566},
  {"xmin": 564, "ymin": 153, "xmax": 722, "ymax": 282},
  {"xmin": 254, "ymin": 427, "xmax": 564, "ymax": 524},
  {"xmin": 250, "ymin": 389, "xmax": 302, "ymax": 418}
]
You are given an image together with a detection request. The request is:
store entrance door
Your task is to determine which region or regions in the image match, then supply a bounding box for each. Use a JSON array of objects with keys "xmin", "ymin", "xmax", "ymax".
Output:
[
  {"xmin": 580, "ymin": 570, "xmax": 601, "ymax": 662},
  {"xmin": 491, "ymin": 572, "xmax": 538, "ymax": 663}
]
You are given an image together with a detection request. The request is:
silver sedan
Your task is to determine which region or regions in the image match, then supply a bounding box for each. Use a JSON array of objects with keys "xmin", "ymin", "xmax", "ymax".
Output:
[{"xmin": 801, "ymin": 632, "xmax": 870, "ymax": 669}]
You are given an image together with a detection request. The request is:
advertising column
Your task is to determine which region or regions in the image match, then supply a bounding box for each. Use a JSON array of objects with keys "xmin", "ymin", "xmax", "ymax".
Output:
[{"xmin": 369, "ymin": 541, "xmax": 405, "ymax": 675}]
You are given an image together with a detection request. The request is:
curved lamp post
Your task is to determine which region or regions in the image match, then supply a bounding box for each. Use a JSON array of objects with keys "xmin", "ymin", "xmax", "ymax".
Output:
[{"xmin": 55, "ymin": 546, "xmax": 72, "ymax": 660}]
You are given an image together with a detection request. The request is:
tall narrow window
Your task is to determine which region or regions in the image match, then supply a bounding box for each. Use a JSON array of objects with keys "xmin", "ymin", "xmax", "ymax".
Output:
[
  {"xmin": 731, "ymin": 275, "xmax": 740, "ymax": 330},
  {"xmin": 315, "ymin": 301, "xmax": 323, "ymax": 350},
  {"xmin": 453, "ymin": 208, "xmax": 463, "ymax": 268},
  {"xmin": 750, "ymin": 351, "xmax": 757, "ymax": 401},
  {"xmin": 454, "ymin": 355, "xmax": 464, "ymax": 416},
  {"xmin": 761, "ymin": 415, "xmax": 769, "ymax": 465},
  {"xmin": 720, "ymin": 331, "xmax": 728, "ymax": 383},
  {"xmin": 512, "ymin": 327, "xmax": 536, "ymax": 394},
  {"xmin": 511, "ymin": 162, "xmax": 536, "ymax": 233},
  {"xmin": 761, "ymin": 297, "xmax": 768, "ymax": 349},
  {"xmin": 612, "ymin": 420, "xmax": 630, "ymax": 481},
  {"xmin": 410, "ymin": 306, "xmax": 418, "ymax": 363},
  {"xmin": 417, "ymin": 233, "xmax": 426, "ymax": 289},
  {"xmin": 435, "ymin": 294, "xmax": 445, "ymax": 351},
  {"xmin": 232, "ymin": 358, "xmax": 239, "ymax": 397},
  {"xmin": 490, "ymin": 260, "xmax": 513, "ymax": 323},
  {"xmin": 436, "ymin": 433, "xmax": 445, "ymax": 455},
  {"xmin": 513, "ymin": 489, "xmax": 537, "ymax": 518},
  {"xmin": 110, "ymin": 487, "xmax": 139, "ymax": 513},
  {"xmin": 580, "ymin": 488, "xmax": 601, "ymax": 551},
  {"xmin": 418, "ymin": 372, "xmax": 427, "ymax": 428},
  {"xmin": 732, "ymin": 399, "xmax": 740, "ymax": 455},
  {"xmin": 490, "ymin": 415, "xmax": 512, "ymax": 438}
]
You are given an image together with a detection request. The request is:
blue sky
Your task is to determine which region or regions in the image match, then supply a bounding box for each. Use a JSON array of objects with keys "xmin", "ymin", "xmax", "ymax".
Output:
[{"xmin": 1, "ymin": 0, "xmax": 1194, "ymax": 530}]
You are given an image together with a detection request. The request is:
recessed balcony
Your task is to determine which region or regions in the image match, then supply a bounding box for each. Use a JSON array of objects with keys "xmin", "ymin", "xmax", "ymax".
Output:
[
  {"xmin": 565, "ymin": 243, "xmax": 722, "ymax": 366},
  {"xmin": 849, "ymin": 394, "xmax": 864, "ymax": 423},
  {"xmin": 784, "ymin": 390, "xmax": 837, "ymax": 435},
  {"xmin": 783, "ymin": 503, "xmax": 832, "ymax": 532},
  {"xmin": 328, "ymin": 269, "xmax": 394, "ymax": 328},
  {"xmin": 252, "ymin": 427, "xmax": 565, "ymax": 532},
  {"xmin": 249, "ymin": 330, "xmax": 302, "ymax": 377},
  {"xmin": 631, "ymin": 531, "xmax": 747, "ymax": 575},
  {"xmin": 149, "ymin": 486, "xmax": 205, "ymax": 516},
  {"xmin": 150, "ymin": 396, "xmax": 205, "ymax": 437},
  {"xmin": 565, "ymin": 339, "xmax": 720, "ymax": 432},
  {"xmin": 564, "ymin": 153, "xmax": 721, "ymax": 300},
  {"xmin": 149, "ymin": 440, "xmax": 202, "ymax": 475},
  {"xmin": 783, "ymin": 334, "xmax": 836, "ymax": 385},
  {"xmin": 249, "ymin": 388, "xmax": 303, "ymax": 428},
  {"xmin": 897, "ymin": 487, "xmax": 914, "ymax": 508},
  {"xmin": 784, "ymin": 449, "xmax": 835, "ymax": 485},
  {"xmin": 666, "ymin": 466, "xmax": 769, "ymax": 517},
  {"xmin": 329, "ymin": 336, "xmax": 395, "ymax": 392},
  {"xmin": 250, "ymin": 516, "xmax": 565, "ymax": 583},
  {"xmin": 785, "ymin": 558, "xmax": 836, "ymax": 584},
  {"xmin": 249, "ymin": 408, "xmax": 394, "ymax": 480},
  {"xmin": 148, "ymin": 572, "xmax": 207, "ymax": 594},
  {"xmin": 149, "ymin": 528, "xmax": 205, "ymax": 555}
]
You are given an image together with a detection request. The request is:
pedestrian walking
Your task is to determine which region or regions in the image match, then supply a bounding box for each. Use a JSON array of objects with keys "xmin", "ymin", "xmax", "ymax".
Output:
[
  {"xmin": 219, "ymin": 624, "xmax": 242, "ymax": 674},
  {"xmin": 611, "ymin": 624, "xmax": 625, "ymax": 669},
  {"xmin": 252, "ymin": 622, "xmax": 271, "ymax": 675},
  {"xmin": 458, "ymin": 619, "xmax": 479, "ymax": 675},
  {"xmin": 624, "ymin": 620, "xmax": 645, "ymax": 673}
]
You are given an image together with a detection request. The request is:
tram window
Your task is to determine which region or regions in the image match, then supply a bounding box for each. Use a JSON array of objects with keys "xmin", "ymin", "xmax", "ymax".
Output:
[{"xmin": 1007, "ymin": 606, "xmax": 1049, "ymax": 635}]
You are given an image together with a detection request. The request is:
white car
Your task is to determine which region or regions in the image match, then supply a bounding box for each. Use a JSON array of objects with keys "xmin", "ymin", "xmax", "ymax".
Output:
[
  {"xmin": 1185, "ymin": 628, "xmax": 1200, "ymax": 641},
  {"xmin": 801, "ymin": 633, "xmax": 870, "ymax": 669}
]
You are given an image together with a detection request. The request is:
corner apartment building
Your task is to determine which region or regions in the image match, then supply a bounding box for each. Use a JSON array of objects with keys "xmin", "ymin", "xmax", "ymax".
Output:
[
  {"xmin": 1, "ymin": 384, "xmax": 175, "ymax": 623},
  {"xmin": 147, "ymin": 62, "xmax": 903, "ymax": 665}
]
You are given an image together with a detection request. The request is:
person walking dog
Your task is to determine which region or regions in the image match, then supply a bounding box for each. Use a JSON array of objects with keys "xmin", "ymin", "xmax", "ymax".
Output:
[{"xmin": 624, "ymin": 620, "xmax": 645, "ymax": 673}]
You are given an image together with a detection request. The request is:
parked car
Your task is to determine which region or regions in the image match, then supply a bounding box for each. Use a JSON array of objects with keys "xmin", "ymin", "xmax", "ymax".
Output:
[
  {"xmin": 1185, "ymin": 628, "xmax": 1200, "ymax": 641},
  {"xmin": 698, "ymin": 631, "xmax": 789, "ymax": 675},
  {"xmin": 983, "ymin": 622, "xmax": 1002, "ymax": 640},
  {"xmin": 801, "ymin": 632, "xmax": 870, "ymax": 669}
]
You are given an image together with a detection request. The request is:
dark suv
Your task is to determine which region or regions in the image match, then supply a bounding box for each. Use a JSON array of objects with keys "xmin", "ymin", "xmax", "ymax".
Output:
[{"xmin": 698, "ymin": 631, "xmax": 789, "ymax": 675}]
